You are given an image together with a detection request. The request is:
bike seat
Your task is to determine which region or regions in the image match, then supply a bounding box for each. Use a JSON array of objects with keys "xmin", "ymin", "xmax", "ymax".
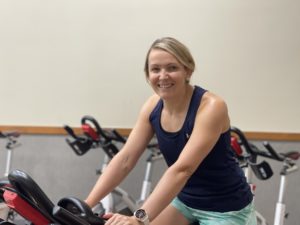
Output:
[
  {"xmin": 5, "ymin": 169, "xmax": 104, "ymax": 225},
  {"xmin": 7, "ymin": 169, "xmax": 57, "ymax": 223},
  {"xmin": 282, "ymin": 151, "xmax": 300, "ymax": 161}
]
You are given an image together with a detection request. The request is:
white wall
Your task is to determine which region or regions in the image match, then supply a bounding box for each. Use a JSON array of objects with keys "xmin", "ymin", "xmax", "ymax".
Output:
[{"xmin": 0, "ymin": 0, "xmax": 299, "ymax": 132}]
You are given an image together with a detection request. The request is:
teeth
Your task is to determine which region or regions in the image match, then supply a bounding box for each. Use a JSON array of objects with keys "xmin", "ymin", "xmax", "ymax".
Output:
[{"xmin": 158, "ymin": 84, "xmax": 172, "ymax": 88}]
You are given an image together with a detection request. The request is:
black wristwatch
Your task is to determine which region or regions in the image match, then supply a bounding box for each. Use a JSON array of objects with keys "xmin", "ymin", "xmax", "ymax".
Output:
[{"xmin": 133, "ymin": 209, "xmax": 149, "ymax": 225}]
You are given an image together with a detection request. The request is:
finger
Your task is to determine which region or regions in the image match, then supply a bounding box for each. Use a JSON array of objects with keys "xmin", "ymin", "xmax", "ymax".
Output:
[{"xmin": 102, "ymin": 212, "xmax": 114, "ymax": 219}]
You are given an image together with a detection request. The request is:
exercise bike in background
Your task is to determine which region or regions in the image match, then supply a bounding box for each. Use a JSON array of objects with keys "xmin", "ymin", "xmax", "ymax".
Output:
[
  {"xmin": 64, "ymin": 115, "xmax": 163, "ymax": 215},
  {"xmin": 230, "ymin": 127, "xmax": 299, "ymax": 225}
]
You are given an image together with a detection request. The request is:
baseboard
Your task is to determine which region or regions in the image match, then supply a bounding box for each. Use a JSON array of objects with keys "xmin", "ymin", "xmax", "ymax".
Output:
[{"xmin": 0, "ymin": 125, "xmax": 299, "ymax": 141}]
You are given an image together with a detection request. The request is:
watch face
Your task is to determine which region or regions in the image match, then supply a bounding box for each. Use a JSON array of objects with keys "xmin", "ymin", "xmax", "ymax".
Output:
[{"xmin": 135, "ymin": 209, "xmax": 146, "ymax": 219}]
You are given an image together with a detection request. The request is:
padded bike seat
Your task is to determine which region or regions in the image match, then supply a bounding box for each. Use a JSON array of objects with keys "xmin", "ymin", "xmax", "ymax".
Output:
[
  {"xmin": 282, "ymin": 151, "xmax": 300, "ymax": 161},
  {"xmin": 7, "ymin": 169, "xmax": 56, "ymax": 222},
  {"xmin": 5, "ymin": 169, "xmax": 104, "ymax": 225}
]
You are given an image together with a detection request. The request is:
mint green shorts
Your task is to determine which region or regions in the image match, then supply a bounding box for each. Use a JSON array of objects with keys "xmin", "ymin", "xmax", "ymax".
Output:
[{"xmin": 171, "ymin": 197, "xmax": 257, "ymax": 225}]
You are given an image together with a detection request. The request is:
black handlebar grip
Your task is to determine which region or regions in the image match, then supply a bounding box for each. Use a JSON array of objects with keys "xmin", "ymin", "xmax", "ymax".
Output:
[
  {"xmin": 112, "ymin": 130, "xmax": 126, "ymax": 143},
  {"xmin": 52, "ymin": 206, "xmax": 90, "ymax": 225},
  {"xmin": 64, "ymin": 125, "xmax": 78, "ymax": 140},
  {"xmin": 57, "ymin": 197, "xmax": 105, "ymax": 225}
]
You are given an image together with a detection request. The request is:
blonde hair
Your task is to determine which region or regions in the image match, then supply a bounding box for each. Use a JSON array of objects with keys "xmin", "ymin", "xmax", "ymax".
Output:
[{"xmin": 144, "ymin": 37, "xmax": 195, "ymax": 78}]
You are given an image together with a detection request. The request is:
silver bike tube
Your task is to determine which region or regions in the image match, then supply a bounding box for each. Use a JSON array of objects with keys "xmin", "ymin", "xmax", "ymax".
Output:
[
  {"xmin": 114, "ymin": 186, "xmax": 137, "ymax": 212},
  {"xmin": 140, "ymin": 162, "xmax": 152, "ymax": 202},
  {"xmin": 4, "ymin": 149, "xmax": 13, "ymax": 177},
  {"xmin": 273, "ymin": 175, "xmax": 287, "ymax": 225},
  {"xmin": 100, "ymin": 194, "xmax": 115, "ymax": 213}
]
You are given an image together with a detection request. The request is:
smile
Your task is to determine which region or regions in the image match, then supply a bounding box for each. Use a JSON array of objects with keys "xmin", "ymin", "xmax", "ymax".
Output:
[{"xmin": 158, "ymin": 83, "xmax": 173, "ymax": 89}]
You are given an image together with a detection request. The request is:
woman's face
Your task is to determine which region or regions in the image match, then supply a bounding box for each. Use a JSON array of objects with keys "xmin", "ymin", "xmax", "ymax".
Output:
[{"xmin": 147, "ymin": 49, "xmax": 190, "ymax": 99}]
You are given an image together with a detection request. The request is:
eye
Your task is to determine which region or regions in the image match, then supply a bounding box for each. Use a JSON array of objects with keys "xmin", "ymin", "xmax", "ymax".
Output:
[
  {"xmin": 150, "ymin": 67, "xmax": 160, "ymax": 73},
  {"xmin": 166, "ymin": 65, "xmax": 178, "ymax": 72}
]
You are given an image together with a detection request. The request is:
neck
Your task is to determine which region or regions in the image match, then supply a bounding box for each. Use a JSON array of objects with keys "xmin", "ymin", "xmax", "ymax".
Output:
[{"xmin": 163, "ymin": 85, "xmax": 194, "ymax": 114}]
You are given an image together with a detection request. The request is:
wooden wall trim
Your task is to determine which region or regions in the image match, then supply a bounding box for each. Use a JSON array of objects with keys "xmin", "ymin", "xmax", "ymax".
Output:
[
  {"xmin": 0, "ymin": 125, "xmax": 300, "ymax": 141},
  {"xmin": 241, "ymin": 132, "xmax": 300, "ymax": 142},
  {"xmin": 0, "ymin": 125, "xmax": 131, "ymax": 137}
]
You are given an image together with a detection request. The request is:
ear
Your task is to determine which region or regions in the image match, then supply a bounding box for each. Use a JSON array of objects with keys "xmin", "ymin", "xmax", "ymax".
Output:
[
  {"xmin": 184, "ymin": 69, "xmax": 192, "ymax": 84},
  {"xmin": 145, "ymin": 77, "xmax": 150, "ymax": 84},
  {"xmin": 185, "ymin": 68, "xmax": 193, "ymax": 80}
]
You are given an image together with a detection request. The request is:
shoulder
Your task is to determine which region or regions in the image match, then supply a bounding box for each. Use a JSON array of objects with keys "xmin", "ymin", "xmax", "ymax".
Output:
[
  {"xmin": 200, "ymin": 91, "xmax": 228, "ymax": 113},
  {"xmin": 197, "ymin": 91, "xmax": 230, "ymax": 132},
  {"xmin": 139, "ymin": 94, "xmax": 161, "ymax": 117}
]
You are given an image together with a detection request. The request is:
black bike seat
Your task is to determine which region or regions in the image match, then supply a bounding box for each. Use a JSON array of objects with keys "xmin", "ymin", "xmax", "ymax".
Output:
[
  {"xmin": 8, "ymin": 169, "xmax": 56, "ymax": 222},
  {"xmin": 281, "ymin": 151, "xmax": 300, "ymax": 161}
]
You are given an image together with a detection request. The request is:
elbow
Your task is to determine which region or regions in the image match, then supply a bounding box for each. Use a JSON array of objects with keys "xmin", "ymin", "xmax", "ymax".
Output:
[{"xmin": 169, "ymin": 163, "xmax": 195, "ymax": 182}]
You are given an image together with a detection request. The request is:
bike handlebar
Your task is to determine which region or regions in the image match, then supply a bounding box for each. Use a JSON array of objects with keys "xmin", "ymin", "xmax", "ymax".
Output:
[
  {"xmin": 64, "ymin": 115, "xmax": 160, "ymax": 159},
  {"xmin": 230, "ymin": 126, "xmax": 298, "ymax": 163},
  {"xmin": 0, "ymin": 130, "xmax": 21, "ymax": 150},
  {"xmin": 81, "ymin": 115, "xmax": 126, "ymax": 143},
  {"xmin": 0, "ymin": 131, "xmax": 20, "ymax": 139},
  {"xmin": 262, "ymin": 141, "xmax": 284, "ymax": 161}
]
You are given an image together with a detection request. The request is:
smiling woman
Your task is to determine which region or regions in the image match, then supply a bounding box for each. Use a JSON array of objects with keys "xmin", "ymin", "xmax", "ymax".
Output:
[{"xmin": 83, "ymin": 37, "xmax": 257, "ymax": 225}]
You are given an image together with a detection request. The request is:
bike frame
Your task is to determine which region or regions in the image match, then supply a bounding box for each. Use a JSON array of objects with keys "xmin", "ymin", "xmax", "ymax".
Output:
[
  {"xmin": 1, "ymin": 131, "xmax": 20, "ymax": 177},
  {"xmin": 242, "ymin": 159, "xmax": 268, "ymax": 225},
  {"xmin": 273, "ymin": 159, "xmax": 298, "ymax": 225}
]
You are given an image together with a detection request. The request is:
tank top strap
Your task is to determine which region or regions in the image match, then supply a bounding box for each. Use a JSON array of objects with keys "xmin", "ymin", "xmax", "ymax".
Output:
[{"xmin": 184, "ymin": 86, "xmax": 207, "ymax": 133}]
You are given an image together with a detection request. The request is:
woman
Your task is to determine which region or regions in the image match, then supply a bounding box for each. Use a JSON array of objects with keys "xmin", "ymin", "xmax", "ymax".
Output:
[{"xmin": 85, "ymin": 37, "xmax": 256, "ymax": 225}]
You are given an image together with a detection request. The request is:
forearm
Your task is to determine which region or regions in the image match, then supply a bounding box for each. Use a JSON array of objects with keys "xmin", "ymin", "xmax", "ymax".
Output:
[
  {"xmin": 85, "ymin": 151, "xmax": 135, "ymax": 208},
  {"xmin": 140, "ymin": 165, "xmax": 190, "ymax": 221}
]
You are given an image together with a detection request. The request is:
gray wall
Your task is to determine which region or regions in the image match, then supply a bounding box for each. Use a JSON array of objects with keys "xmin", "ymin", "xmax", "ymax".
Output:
[{"xmin": 0, "ymin": 135, "xmax": 299, "ymax": 225}]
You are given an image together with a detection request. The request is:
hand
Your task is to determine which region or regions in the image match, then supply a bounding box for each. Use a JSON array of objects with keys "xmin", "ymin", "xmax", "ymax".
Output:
[{"xmin": 104, "ymin": 213, "xmax": 140, "ymax": 225}]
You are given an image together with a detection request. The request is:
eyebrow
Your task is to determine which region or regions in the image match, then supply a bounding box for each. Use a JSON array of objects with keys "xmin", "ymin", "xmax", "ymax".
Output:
[{"xmin": 149, "ymin": 62, "xmax": 179, "ymax": 67}]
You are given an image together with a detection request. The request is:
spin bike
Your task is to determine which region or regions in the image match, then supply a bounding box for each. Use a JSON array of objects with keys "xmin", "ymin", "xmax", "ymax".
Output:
[
  {"xmin": 0, "ymin": 131, "xmax": 106, "ymax": 225},
  {"xmin": 0, "ymin": 168, "xmax": 106, "ymax": 225},
  {"xmin": 64, "ymin": 115, "xmax": 163, "ymax": 215},
  {"xmin": 230, "ymin": 126, "xmax": 299, "ymax": 225}
]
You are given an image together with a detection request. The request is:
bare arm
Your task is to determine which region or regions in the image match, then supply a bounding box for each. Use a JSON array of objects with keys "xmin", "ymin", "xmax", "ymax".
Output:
[
  {"xmin": 85, "ymin": 96, "xmax": 159, "ymax": 208},
  {"xmin": 140, "ymin": 92, "xmax": 230, "ymax": 221}
]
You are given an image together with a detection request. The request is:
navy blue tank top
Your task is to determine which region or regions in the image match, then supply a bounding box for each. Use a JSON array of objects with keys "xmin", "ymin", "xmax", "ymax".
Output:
[{"xmin": 149, "ymin": 86, "xmax": 253, "ymax": 212}]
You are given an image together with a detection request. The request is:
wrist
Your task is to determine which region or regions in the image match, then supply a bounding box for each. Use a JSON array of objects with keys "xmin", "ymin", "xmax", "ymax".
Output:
[{"xmin": 133, "ymin": 209, "xmax": 149, "ymax": 225}]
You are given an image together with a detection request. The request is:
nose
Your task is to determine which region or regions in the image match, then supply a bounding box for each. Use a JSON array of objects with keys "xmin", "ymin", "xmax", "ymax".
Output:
[{"xmin": 159, "ymin": 69, "xmax": 169, "ymax": 79}]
